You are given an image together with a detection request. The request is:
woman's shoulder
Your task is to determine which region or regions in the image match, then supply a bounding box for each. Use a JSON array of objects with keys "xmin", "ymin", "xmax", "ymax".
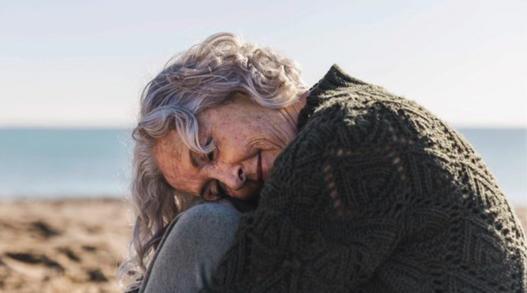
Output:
[{"xmin": 305, "ymin": 65, "xmax": 430, "ymax": 126}]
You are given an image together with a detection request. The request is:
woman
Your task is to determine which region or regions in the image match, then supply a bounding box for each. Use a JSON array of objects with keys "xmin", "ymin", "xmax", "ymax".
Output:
[{"xmin": 119, "ymin": 33, "xmax": 526, "ymax": 292}]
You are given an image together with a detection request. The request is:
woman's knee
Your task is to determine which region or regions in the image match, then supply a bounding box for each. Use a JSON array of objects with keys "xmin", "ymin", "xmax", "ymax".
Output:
[
  {"xmin": 175, "ymin": 203, "xmax": 242, "ymax": 240},
  {"xmin": 141, "ymin": 203, "xmax": 241, "ymax": 292},
  {"xmin": 160, "ymin": 202, "xmax": 242, "ymax": 260}
]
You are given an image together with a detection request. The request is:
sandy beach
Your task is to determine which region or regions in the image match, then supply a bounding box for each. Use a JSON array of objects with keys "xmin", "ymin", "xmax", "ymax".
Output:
[
  {"xmin": 0, "ymin": 198, "xmax": 525, "ymax": 293},
  {"xmin": 0, "ymin": 198, "xmax": 130, "ymax": 293}
]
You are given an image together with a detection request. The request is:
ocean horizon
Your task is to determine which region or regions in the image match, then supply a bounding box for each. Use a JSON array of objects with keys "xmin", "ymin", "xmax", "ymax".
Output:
[{"xmin": 0, "ymin": 127, "xmax": 525, "ymax": 207}]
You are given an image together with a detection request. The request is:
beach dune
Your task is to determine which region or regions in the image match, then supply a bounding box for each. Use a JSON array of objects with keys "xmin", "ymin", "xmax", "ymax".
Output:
[{"xmin": 0, "ymin": 198, "xmax": 525, "ymax": 292}]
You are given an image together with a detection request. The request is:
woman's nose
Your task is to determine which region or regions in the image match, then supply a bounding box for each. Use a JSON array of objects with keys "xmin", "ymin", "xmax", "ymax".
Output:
[{"xmin": 214, "ymin": 164, "xmax": 246, "ymax": 192}]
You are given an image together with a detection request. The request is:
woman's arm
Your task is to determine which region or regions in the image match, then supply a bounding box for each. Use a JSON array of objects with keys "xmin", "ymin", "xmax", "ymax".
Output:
[
  {"xmin": 204, "ymin": 66, "xmax": 527, "ymax": 293},
  {"xmin": 203, "ymin": 102, "xmax": 411, "ymax": 292}
]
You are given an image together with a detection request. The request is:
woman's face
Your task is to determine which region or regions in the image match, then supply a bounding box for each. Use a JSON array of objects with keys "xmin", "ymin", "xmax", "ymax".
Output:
[{"xmin": 154, "ymin": 95, "xmax": 300, "ymax": 201}]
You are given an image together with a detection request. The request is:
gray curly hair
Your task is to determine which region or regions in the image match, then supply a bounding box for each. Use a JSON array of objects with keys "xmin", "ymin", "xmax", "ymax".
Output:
[{"xmin": 117, "ymin": 32, "xmax": 307, "ymax": 291}]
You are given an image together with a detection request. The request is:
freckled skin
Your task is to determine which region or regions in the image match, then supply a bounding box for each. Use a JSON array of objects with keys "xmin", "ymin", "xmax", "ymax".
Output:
[
  {"xmin": 155, "ymin": 136, "xmax": 181, "ymax": 185},
  {"xmin": 154, "ymin": 93, "xmax": 307, "ymax": 201}
]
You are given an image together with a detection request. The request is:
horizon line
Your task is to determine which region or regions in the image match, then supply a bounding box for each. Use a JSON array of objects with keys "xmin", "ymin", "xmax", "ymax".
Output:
[{"xmin": 1, "ymin": 124, "xmax": 525, "ymax": 130}]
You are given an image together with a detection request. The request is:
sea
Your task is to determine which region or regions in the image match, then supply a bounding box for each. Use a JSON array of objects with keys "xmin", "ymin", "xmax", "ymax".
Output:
[{"xmin": 0, "ymin": 128, "xmax": 525, "ymax": 207}]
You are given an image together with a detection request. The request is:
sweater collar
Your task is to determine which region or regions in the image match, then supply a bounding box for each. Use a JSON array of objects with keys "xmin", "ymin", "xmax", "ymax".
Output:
[{"xmin": 297, "ymin": 64, "xmax": 367, "ymax": 131}]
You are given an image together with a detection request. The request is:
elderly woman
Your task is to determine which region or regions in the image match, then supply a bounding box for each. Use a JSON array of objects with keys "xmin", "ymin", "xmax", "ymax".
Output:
[{"xmin": 119, "ymin": 33, "xmax": 526, "ymax": 292}]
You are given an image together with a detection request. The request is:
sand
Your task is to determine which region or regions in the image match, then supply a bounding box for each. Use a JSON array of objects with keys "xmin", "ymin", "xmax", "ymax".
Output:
[
  {"xmin": 0, "ymin": 198, "xmax": 525, "ymax": 293},
  {"xmin": 0, "ymin": 198, "xmax": 130, "ymax": 293}
]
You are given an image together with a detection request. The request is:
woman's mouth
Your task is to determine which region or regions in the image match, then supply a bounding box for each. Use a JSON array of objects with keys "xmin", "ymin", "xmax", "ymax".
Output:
[{"xmin": 257, "ymin": 151, "xmax": 263, "ymax": 184}]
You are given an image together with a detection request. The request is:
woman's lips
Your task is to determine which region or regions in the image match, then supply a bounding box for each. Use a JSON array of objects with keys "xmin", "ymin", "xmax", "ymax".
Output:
[{"xmin": 257, "ymin": 151, "xmax": 263, "ymax": 183}]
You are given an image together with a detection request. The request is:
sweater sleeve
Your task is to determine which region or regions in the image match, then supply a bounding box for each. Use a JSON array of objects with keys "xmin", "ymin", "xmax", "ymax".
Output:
[{"xmin": 203, "ymin": 101, "xmax": 414, "ymax": 293}]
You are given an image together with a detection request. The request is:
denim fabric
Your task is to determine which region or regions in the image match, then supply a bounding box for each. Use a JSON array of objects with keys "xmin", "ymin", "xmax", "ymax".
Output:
[{"xmin": 139, "ymin": 202, "xmax": 241, "ymax": 293}]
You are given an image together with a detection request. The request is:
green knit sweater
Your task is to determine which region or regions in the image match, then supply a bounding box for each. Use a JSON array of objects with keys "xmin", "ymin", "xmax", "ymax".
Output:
[{"xmin": 203, "ymin": 65, "xmax": 527, "ymax": 292}]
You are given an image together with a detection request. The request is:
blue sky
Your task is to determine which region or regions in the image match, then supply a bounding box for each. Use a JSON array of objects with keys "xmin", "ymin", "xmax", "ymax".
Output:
[{"xmin": 1, "ymin": 0, "xmax": 525, "ymax": 128}]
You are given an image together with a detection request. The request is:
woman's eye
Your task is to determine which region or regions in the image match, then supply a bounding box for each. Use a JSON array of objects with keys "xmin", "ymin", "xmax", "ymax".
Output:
[
  {"xmin": 205, "ymin": 180, "xmax": 225, "ymax": 201},
  {"xmin": 203, "ymin": 193, "xmax": 220, "ymax": 201},
  {"xmin": 216, "ymin": 181, "xmax": 227, "ymax": 196},
  {"xmin": 205, "ymin": 138, "xmax": 215, "ymax": 161},
  {"xmin": 207, "ymin": 151, "xmax": 214, "ymax": 162}
]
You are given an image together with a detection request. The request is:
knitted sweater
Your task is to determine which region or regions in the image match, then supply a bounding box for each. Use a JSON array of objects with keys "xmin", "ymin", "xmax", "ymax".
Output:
[{"xmin": 203, "ymin": 65, "xmax": 527, "ymax": 292}]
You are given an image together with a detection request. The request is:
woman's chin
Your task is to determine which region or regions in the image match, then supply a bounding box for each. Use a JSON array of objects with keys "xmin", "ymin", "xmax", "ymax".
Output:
[
  {"xmin": 237, "ymin": 187, "xmax": 262, "ymax": 202},
  {"xmin": 225, "ymin": 194, "xmax": 259, "ymax": 212}
]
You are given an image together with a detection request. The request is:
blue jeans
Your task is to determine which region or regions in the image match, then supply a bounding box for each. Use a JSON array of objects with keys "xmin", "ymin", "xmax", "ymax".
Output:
[{"xmin": 139, "ymin": 202, "xmax": 241, "ymax": 293}]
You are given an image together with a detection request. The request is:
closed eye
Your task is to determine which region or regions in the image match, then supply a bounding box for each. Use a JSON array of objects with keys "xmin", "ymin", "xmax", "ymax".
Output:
[
  {"xmin": 205, "ymin": 137, "xmax": 215, "ymax": 162},
  {"xmin": 207, "ymin": 150, "xmax": 214, "ymax": 161},
  {"xmin": 202, "ymin": 180, "xmax": 226, "ymax": 201}
]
